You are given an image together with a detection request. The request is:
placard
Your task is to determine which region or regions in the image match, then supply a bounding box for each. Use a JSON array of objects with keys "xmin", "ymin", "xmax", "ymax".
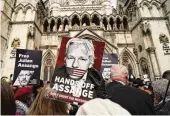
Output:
[
  {"xmin": 13, "ymin": 49, "xmax": 42, "ymax": 86},
  {"xmin": 46, "ymin": 37, "xmax": 105, "ymax": 104},
  {"xmin": 100, "ymin": 53, "xmax": 118, "ymax": 80}
]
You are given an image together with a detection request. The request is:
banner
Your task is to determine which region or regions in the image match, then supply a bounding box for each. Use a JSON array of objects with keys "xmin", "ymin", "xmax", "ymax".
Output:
[
  {"xmin": 13, "ymin": 49, "xmax": 42, "ymax": 86},
  {"xmin": 100, "ymin": 53, "xmax": 118, "ymax": 80},
  {"xmin": 46, "ymin": 37, "xmax": 105, "ymax": 104}
]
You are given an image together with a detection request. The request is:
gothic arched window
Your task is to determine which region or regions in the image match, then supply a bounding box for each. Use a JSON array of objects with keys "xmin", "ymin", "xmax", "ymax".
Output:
[
  {"xmin": 16, "ymin": 9, "xmax": 24, "ymax": 21},
  {"xmin": 82, "ymin": 15, "xmax": 90, "ymax": 26},
  {"xmin": 103, "ymin": 17, "xmax": 108, "ymax": 30},
  {"xmin": 57, "ymin": 19, "xmax": 62, "ymax": 31},
  {"xmin": 109, "ymin": 17, "xmax": 114, "ymax": 30},
  {"xmin": 25, "ymin": 8, "xmax": 32, "ymax": 21},
  {"xmin": 92, "ymin": 14, "xmax": 100, "ymax": 26},
  {"xmin": 116, "ymin": 18, "xmax": 121, "ymax": 30},
  {"xmin": 43, "ymin": 52, "xmax": 55, "ymax": 81},
  {"xmin": 44, "ymin": 19, "xmax": 49, "ymax": 32},
  {"xmin": 122, "ymin": 52, "xmax": 135, "ymax": 79},
  {"xmin": 123, "ymin": 17, "xmax": 129, "ymax": 30},
  {"xmin": 63, "ymin": 19, "xmax": 69, "ymax": 31},
  {"xmin": 50, "ymin": 19, "xmax": 55, "ymax": 32},
  {"xmin": 72, "ymin": 15, "xmax": 80, "ymax": 26}
]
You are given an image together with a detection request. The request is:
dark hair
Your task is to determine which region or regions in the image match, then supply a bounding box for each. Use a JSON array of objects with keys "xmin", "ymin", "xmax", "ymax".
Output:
[
  {"xmin": 132, "ymin": 78, "xmax": 145, "ymax": 88},
  {"xmin": 1, "ymin": 80, "xmax": 16, "ymax": 115}
]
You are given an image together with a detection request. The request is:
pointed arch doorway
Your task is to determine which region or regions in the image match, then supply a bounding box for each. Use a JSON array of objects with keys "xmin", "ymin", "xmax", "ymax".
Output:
[
  {"xmin": 42, "ymin": 49, "xmax": 55, "ymax": 81},
  {"xmin": 120, "ymin": 48, "xmax": 139, "ymax": 79}
]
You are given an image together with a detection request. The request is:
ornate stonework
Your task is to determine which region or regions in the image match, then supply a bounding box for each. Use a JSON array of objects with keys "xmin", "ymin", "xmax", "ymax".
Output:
[
  {"xmin": 11, "ymin": 37, "xmax": 20, "ymax": 48},
  {"xmin": 27, "ymin": 25, "xmax": 36, "ymax": 38},
  {"xmin": 140, "ymin": 21, "xmax": 151, "ymax": 35},
  {"xmin": 146, "ymin": 47, "xmax": 156, "ymax": 54}
]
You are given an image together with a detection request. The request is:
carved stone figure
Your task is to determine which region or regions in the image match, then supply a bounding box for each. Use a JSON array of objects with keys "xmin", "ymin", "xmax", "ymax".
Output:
[
  {"xmin": 27, "ymin": 25, "xmax": 35, "ymax": 38},
  {"xmin": 159, "ymin": 33, "xmax": 169, "ymax": 44},
  {"xmin": 140, "ymin": 21, "xmax": 151, "ymax": 35},
  {"xmin": 11, "ymin": 37, "xmax": 20, "ymax": 48}
]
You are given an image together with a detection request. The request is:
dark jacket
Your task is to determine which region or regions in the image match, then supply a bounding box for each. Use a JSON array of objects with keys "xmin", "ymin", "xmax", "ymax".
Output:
[
  {"xmin": 51, "ymin": 66, "xmax": 108, "ymax": 99},
  {"xmin": 106, "ymin": 81, "xmax": 155, "ymax": 115}
]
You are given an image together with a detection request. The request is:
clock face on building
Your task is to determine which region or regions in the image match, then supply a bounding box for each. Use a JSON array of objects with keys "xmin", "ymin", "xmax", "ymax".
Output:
[{"xmin": 74, "ymin": 0, "xmax": 87, "ymax": 4}]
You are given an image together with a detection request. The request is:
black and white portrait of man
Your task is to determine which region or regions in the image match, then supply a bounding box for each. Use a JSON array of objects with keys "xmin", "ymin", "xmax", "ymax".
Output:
[
  {"xmin": 13, "ymin": 70, "xmax": 34, "ymax": 86},
  {"xmin": 102, "ymin": 68, "xmax": 111, "ymax": 81},
  {"xmin": 65, "ymin": 38, "xmax": 94, "ymax": 80}
]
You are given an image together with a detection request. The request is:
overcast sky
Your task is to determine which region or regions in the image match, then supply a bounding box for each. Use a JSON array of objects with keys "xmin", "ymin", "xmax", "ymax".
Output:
[{"xmin": 110, "ymin": 0, "xmax": 117, "ymax": 8}]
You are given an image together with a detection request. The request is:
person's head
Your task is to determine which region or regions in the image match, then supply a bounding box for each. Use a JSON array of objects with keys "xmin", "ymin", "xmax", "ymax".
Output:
[
  {"xmin": 65, "ymin": 38, "xmax": 95, "ymax": 80},
  {"xmin": 1, "ymin": 79, "xmax": 16, "ymax": 115},
  {"xmin": 18, "ymin": 70, "xmax": 34, "ymax": 86},
  {"xmin": 14, "ymin": 87, "xmax": 33, "ymax": 107},
  {"xmin": 28, "ymin": 85, "xmax": 68, "ymax": 115},
  {"xmin": 162, "ymin": 70, "xmax": 170, "ymax": 80},
  {"xmin": 76, "ymin": 98, "xmax": 131, "ymax": 115},
  {"xmin": 110, "ymin": 64, "xmax": 129, "ymax": 85},
  {"xmin": 132, "ymin": 78, "xmax": 145, "ymax": 88}
]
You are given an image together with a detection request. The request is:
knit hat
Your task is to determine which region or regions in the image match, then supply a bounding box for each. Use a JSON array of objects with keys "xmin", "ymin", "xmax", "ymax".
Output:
[
  {"xmin": 110, "ymin": 64, "xmax": 128, "ymax": 77},
  {"xmin": 14, "ymin": 87, "xmax": 32, "ymax": 100},
  {"xmin": 76, "ymin": 98, "xmax": 131, "ymax": 115}
]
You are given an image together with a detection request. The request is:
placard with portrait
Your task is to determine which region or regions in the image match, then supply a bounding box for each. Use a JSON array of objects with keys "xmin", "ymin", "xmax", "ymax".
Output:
[
  {"xmin": 46, "ymin": 37, "xmax": 105, "ymax": 105},
  {"xmin": 13, "ymin": 49, "xmax": 42, "ymax": 86}
]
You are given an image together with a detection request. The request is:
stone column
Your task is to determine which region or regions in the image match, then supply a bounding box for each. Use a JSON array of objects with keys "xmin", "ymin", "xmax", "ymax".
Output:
[
  {"xmin": 47, "ymin": 67, "xmax": 50, "ymax": 81},
  {"xmin": 133, "ymin": 48, "xmax": 141, "ymax": 78},
  {"xmin": 114, "ymin": 23, "xmax": 118, "ymax": 31},
  {"xmin": 90, "ymin": 18, "xmax": 92, "ymax": 26},
  {"xmin": 146, "ymin": 47, "xmax": 160, "ymax": 79},
  {"xmin": 23, "ymin": 11, "xmax": 26, "ymax": 21},
  {"xmin": 100, "ymin": 20, "xmax": 103, "ymax": 28},
  {"xmin": 80, "ymin": 19, "xmax": 82, "ymax": 27}
]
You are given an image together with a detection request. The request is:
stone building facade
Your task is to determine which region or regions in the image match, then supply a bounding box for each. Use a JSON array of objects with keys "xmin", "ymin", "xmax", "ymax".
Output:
[
  {"xmin": 1, "ymin": 0, "xmax": 16, "ymax": 69},
  {"xmin": 1, "ymin": 0, "xmax": 170, "ymax": 81}
]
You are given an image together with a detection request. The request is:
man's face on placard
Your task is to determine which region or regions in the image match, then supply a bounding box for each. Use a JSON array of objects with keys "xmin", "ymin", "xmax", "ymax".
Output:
[
  {"xmin": 65, "ymin": 43, "xmax": 91, "ymax": 80},
  {"xmin": 18, "ymin": 70, "xmax": 34, "ymax": 85},
  {"xmin": 102, "ymin": 68, "xmax": 111, "ymax": 80}
]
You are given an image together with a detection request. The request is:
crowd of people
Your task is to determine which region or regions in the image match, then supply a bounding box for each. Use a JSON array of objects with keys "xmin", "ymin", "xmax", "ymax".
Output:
[{"xmin": 1, "ymin": 64, "xmax": 170, "ymax": 115}]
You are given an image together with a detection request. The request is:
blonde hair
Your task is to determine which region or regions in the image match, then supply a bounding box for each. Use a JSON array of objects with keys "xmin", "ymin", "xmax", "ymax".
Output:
[{"xmin": 28, "ymin": 85, "xmax": 68, "ymax": 115}]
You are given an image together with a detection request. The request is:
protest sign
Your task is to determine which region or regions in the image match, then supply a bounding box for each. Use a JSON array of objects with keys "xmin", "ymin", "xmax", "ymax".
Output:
[
  {"xmin": 100, "ymin": 53, "xmax": 118, "ymax": 80},
  {"xmin": 46, "ymin": 37, "xmax": 105, "ymax": 104},
  {"xmin": 13, "ymin": 49, "xmax": 42, "ymax": 86}
]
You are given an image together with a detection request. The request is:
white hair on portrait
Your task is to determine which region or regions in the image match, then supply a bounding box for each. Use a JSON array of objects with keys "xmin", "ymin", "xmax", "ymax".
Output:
[{"xmin": 65, "ymin": 38, "xmax": 95, "ymax": 68}]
